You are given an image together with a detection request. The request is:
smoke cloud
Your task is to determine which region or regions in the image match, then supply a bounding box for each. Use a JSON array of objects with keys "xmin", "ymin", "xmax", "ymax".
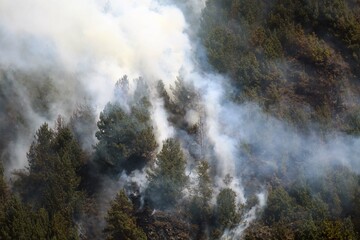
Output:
[
  {"xmin": 1, "ymin": 0, "xmax": 360, "ymax": 238},
  {"xmin": 0, "ymin": 0, "xmax": 192, "ymax": 171}
]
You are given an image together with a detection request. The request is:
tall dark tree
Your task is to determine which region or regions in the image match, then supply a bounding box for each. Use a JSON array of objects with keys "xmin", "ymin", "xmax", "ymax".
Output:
[
  {"xmin": 95, "ymin": 101, "xmax": 157, "ymax": 175},
  {"xmin": 0, "ymin": 160, "xmax": 8, "ymax": 206},
  {"xmin": 0, "ymin": 160, "xmax": 8, "ymax": 237},
  {"xmin": 0, "ymin": 197, "xmax": 36, "ymax": 240},
  {"xmin": 14, "ymin": 123, "xmax": 54, "ymax": 208},
  {"xmin": 146, "ymin": 138, "xmax": 188, "ymax": 209},
  {"xmin": 104, "ymin": 190, "xmax": 146, "ymax": 240},
  {"xmin": 158, "ymin": 78, "xmax": 200, "ymax": 131},
  {"xmin": 13, "ymin": 120, "xmax": 85, "ymax": 239},
  {"xmin": 189, "ymin": 161, "xmax": 213, "ymax": 224},
  {"xmin": 0, "ymin": 196, "xmax": 56, "ymax": 240},
  {"xmin": 216, "ymin": 187, "xmax": 240, "ymax": 229}
]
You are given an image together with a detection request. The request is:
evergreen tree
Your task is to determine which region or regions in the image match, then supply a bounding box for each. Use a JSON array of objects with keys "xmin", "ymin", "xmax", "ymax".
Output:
[
  {"xmin": 0, "ymin": 196, "xmax": 34, "ymax": 240},
  {"xmin": 95, "ymin": 101, "xmax": 157, "ymax": 175},
  {"xmin": 104, "ymin": 190, "xmax": 146, "ymax": 240},
  {"xmin": 15, "ymin": 121, "xmax": 84, "ymax": 213},
  {"xmin": 147, "ymin": 138, "xmax": 188, "ymax": 209},
  {"xmin": 163, "ymin": 78, "xmax": 200, "ymax": 131},
  {"xmin": 156, "ymin": 80, "xmax": 172, "ymax": 111},
  {"xmin": 0, "ymin": 160, "xmax": 8, "ymax": 238},
  {"xmin": 13, "ymin": 120, "xmax": 85, "ymax": 239},
  {"xmin": 0, "ymin": 160, "xmax": 8, "ymax": 206},
  {"xmin": 216, "ymin": 187, "xmax": 240, "ymax": 229},
  {"xmin": 189, "ymin": 161, "xmax": 213, "ymax": 224},
  {"xmin": 50, "ymin": 211, "xmax": 78, "ymax": 240},
  {"xmin": 14, "ymin": 123, "xmax": 54, "ymax": 208},
  {"xmin": 0, "ymin": 197, "xmax": 54, "ymax": 240}
]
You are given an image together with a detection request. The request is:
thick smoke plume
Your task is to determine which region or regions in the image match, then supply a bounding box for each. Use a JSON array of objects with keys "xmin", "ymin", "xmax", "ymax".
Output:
[
  {"xmin": 0, "ymin": 0, "xmax": 191, "ymax": 171},
  {"xmin": 1, "ymin": 0, "xmax": 360, "ymax": 239}
]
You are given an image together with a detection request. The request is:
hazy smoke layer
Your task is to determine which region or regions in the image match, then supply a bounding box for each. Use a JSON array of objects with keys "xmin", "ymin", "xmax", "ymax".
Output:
[
  {"xmin": 0, "ymin": 0, "xmax": 192, "ymax": 170},
  {"xmin": 1, "ymin": 0, "xmax": 360, "ymax": 239}
]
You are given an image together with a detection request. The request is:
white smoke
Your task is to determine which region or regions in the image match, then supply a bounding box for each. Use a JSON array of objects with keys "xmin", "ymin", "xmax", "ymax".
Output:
[
  {"xmin": 0, "ymin": 0, "xmax": 192, "ymax": 171},
  {"xmin": 152, "ymin": 97, "xmax": 175, "ymax": 144},
  {"xmin": 0, "ymin": 0, "xmax": 190, "ymax": 83},
  {"xmin": 2, "ymin": 0, "xmax": 360, "ymax": 239}
]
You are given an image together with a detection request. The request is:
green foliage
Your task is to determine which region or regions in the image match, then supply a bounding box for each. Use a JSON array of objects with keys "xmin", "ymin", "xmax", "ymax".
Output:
[
  {"xmin": 170, "ymin": 78, "xmax": 198, "ymax": 115},
  {"xmin": 157, "ymin": 78, "xmax": 200, "ymax": 132},
  {"xmin": 263, "ymin": 187, "xmax": 295, "ymax": 224},
  {"xmin": 189, "ymin": 161, "xmax": 213, "ymax": 224},
  {"xmin": 12, "ymin": 120, "xmax": 85, "ymax": 238},
  {"xmin": 255, "ymin": 172, "xmax": 360, "ymax": 239},
  {"xmin": 344, "ymin": 107, "xmax": 360, "ymax": 135},
  {"xmin": 146, "ymin": 138, "xmax": 188, "ymax": 209},
  {"xmin": 50, "ymin": 211, "xmax": 79, "ymax": 240},
  {"xmin": 0, "ymin": 160, "xmax": 8, "ymax": 205},
  {"xmin": 319, "ymin": 218, "xmax": 357, "ymax": 240},
  {"xmin": 16, "ymin": 121, "xmax": 84, "ymax": 212},
  {"xmin": 156, "ymin": 80, "xmax": 172, "ymax": 111},
  {"xmin": 0, "ymin": 161, "xmax": 8, "ymax": 238},
  {"xmin": 351, "ymin": 178, "xmax": 360, "ymax": 231},
  {"xmin": 104, "ymin": 190, "xmax": 146, "ymax": 240},
  {"xmin": 201, "ymin": 0, "xmax": 360, "ymax": 130},
  {"xmin": 263, "ymin": 33, "xmax": 283, "ymax": 59},
  {"xmin": 95, "ymin": 100, "xmax": 157, "ymax": 174},
  {"xmin": 0, "ymin": 196, "xmax": 38, "ymax": 240},
  {"xmin": 295, "ymin": 216, "xmax": 320, "ymax": 240},
  {"xmin": 0, "ymin": 1, "xmax": 360, "ymax": 239},
  {"xmin": 0, "ymin": 197, "xmax": 73, "ymax": 240},
  {"xmin": 215, "ymin": 187, "xmax": 240, "ymax": 229},
  {"xmin": 313, "ymin": 166, "xmax": 360, "ymax": 225}
]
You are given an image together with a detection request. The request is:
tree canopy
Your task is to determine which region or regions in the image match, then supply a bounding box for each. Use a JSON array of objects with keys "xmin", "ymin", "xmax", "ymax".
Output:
[{"xmin": 146, "ymin": 138, "xmax": 188, "ymax": 209}]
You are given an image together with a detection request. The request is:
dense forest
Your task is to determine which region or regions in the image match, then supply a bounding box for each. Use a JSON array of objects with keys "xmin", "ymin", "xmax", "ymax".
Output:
[{"xmin": 1, "ymin": 0, "xmax": 360, "ymax": 239}]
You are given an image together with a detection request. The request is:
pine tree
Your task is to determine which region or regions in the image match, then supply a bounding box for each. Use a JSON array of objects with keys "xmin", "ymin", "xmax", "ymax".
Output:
[
  {"xmin": 104, "ymin": 190, "xmax": 146, "ymax": 240},
  {"xmin": 147, "ymin": 138, "xmax": 188, "ymax": 209},
  {"xmin": 51, "ymin": 211, "xmax": 78, "ymax": 240},
  {"xmin": 0, "ymin": 196, "xmax": 32, "ymax": 240},
  {"xmin": 13, "ymin": 120, "xmax": 85, "ymax": 239},
  {"xmin": 13, "ymin": 123, "xmax": 54, "ymax": 208},
  {"xmin": 95, "ymin": 101, "xmax": 157, "ymax": 174},
  {"xmin": 189, "ymin": 161, "xmax": 213, "ymax": 224},
  {"xmin": 216, "ymin": 187, "xmax": 240, "ymax": 229},
  {"xmin": 0, "ymin": 160, "xmax": 8, "ymax": 238},
  {"xmin": 0, "ymin": 160, "xmax": 8, "ymax": 205},
  {"xmin": 0, "ymin": 197, "xmax": 53, "ymax": 240}
]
